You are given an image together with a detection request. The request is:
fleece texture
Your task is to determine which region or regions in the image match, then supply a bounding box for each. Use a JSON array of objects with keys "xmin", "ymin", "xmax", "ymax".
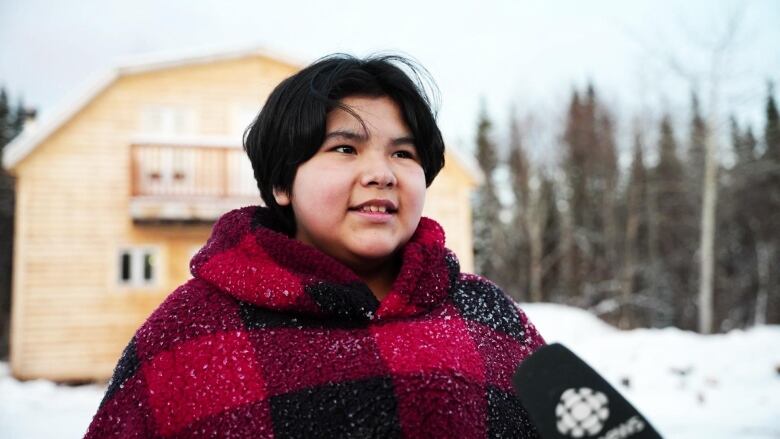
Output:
[{"xmin": 85, "ymin": 206, "xmax": 545, "ymax": 438}]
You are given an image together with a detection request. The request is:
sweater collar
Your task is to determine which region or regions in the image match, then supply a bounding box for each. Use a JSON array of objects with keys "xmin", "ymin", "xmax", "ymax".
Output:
[{"xmin": 191, "ymin": 206, "xmax": 459, "ymax": 322}]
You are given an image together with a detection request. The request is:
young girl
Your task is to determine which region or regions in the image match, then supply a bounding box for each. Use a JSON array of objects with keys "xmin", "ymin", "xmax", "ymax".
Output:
[{"xmin": 85, "ymin": 54, "xmax": 545, "ymax": 438}]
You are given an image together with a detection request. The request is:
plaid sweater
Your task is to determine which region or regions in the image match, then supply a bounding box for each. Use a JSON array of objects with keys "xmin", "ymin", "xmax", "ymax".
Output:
[{"xmin": 85, "ymin": 206, "xmax": 545, "ymax": 438}]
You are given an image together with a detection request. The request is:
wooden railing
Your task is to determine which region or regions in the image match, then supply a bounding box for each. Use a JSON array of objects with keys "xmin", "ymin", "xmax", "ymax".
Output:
[{"xmin": 130, "ymin": 143, "xmax": 257, "ymax": 198}]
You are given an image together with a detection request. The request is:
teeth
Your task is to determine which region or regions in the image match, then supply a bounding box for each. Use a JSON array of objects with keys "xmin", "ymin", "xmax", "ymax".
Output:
[{"xmin": 360, "ymin": 205, "xmax": 388, "ymax": 213}]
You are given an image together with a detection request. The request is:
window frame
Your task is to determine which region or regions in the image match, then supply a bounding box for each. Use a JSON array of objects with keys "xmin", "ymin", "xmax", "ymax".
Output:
[{"xmin": 116, "ymin": 246, "xmax": 162, "ymax": 289}]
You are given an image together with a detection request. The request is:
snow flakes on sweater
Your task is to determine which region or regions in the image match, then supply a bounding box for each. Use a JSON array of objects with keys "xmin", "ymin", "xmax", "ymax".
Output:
[{"xmin": 85, "ymin": 206, "xmax": 545, "ymax": 438}]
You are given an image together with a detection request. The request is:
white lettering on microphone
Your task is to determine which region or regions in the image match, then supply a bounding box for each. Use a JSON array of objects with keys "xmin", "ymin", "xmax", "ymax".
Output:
[{"xmin": 598, "ymin": 415, "xmax": 645, "ymax": 439}]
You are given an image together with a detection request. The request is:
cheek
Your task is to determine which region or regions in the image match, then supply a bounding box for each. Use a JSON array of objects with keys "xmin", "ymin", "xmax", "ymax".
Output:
[
  {"xmin": 312, "ymin": 179, "xmax": 348, "ymax": 206},
  {"xmin": 290, "ymin": 168, "xmax": 350, "ymax": 218},
  {"xmin": 403, "ymin": 169, "xmax": 428, "ymax": 215}
]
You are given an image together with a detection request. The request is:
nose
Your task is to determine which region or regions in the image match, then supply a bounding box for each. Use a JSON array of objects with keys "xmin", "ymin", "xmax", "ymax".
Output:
[{"xmin": 359, "ymin": 153, "xmax": 396, "ymax": 188}]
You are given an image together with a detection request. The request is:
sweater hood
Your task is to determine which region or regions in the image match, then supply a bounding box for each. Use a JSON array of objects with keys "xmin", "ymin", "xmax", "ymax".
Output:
[{"xmin": 191, "ymin": 206, "xmax": 459, "ymax": 322}]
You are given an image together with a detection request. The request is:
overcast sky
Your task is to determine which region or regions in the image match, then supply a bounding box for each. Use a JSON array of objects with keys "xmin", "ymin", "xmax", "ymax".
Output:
[{"xmin": 1, "ymin": 0, "xmax": 778, "ymax": 158}]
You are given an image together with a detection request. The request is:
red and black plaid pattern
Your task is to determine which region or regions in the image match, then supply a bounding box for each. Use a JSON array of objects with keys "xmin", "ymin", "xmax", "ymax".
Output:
[{"xmin": 86, "ymin": 207, "xmax": 545, "ymax": 438}]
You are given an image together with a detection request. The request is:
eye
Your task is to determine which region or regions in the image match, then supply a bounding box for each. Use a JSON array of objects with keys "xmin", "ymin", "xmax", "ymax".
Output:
[
  {"xmin": 331, "ymin": 145, "xmax": 356, "ymax": 154},
  {"xmin": 392, "ymin": 150, "xmax": 417, "ymax": 160}
]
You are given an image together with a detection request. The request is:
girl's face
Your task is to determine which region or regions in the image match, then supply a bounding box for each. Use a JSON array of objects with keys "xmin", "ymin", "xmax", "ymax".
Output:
[{"xmin": 274, "ymin": 95, "xmax": 427, "ymax": 273}]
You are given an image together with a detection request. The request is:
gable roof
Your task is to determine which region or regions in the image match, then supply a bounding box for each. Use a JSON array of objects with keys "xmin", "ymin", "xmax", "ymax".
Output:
[{"xmin": 1, "ymin": 44, "xmax": 303, "ymax": 170}]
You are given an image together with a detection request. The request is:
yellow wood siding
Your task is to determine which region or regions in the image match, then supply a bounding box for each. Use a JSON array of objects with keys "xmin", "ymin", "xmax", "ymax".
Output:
[{"xmin": 424, "ymin": 154, "xmax": 476, "ymax": 273}]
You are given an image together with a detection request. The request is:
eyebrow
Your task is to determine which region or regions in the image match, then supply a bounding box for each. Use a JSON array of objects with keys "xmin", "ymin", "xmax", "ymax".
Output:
[
  {"xmin": 324, "ymin": 130, "xmax": 367, "ymax": 141},
  {"xmin": 391, "ymin": 135, "xmax": 416, "ymax": 147},
  {"xmin": 323, "ymin": 130, "xmax": 416, "ymax": 146}
]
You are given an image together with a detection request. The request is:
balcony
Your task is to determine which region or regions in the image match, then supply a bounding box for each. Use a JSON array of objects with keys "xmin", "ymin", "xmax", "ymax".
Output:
[{"xmin": 130, "ymin": 139, "xmax": 259, "ymax": 222}]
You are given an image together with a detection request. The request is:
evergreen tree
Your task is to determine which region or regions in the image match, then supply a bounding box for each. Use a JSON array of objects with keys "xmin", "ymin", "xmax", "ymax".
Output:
[
  {"xmin": 716, "ymin": 117, "xmax": 760, "ymax": 329},
  {"xmin": 506, "ymin": 111, "xmax": 530, "ymax": 300},
  {"xmin": 539, "ymin": 174, "xmax": 562, "ymax": 301},
  {"xmin": 508, "ymin": 115, "xmax": 530, "ymax": 210},
  {"xmin": 621, "ymin": 130, "xmax": 651, "ymax": 328},
  {"xmin": 599, "ymin": 111, "xmax": 619, "ymax": 274},
  {"xmin": 0, "ymin": 87, "xmax": 24, "ymax": 360},
  {"xmin": 562, "ymin": 84, "xmax": 620, "ymax": 307},
  {"xmin": 653, "ymin": 115, "xmax": 696, "ymax": 328},
  {"xmin": 12, "ymin": 99, "xmax": 27, "ymax": 135},
  {"xmin": 756, "ymin": 82, "xmax": 780, "ymax": 324},
  {"xmin": 472, "ymin": 103, "xmax": 505, "ymax": 286},
  {"xmin": 732, "ymin": 117, "xmax": 757, "ymax": 164},
  {"xmin": 0, "ymin": 89, "xmax": 9, "ymax": 146},
  {"xmin": 765, "ymin": 82, "xmax": 780, "ymax": 162},
  {"xmin": 560, "ymin": 91, "xmax": 583, "ymax": 301}
]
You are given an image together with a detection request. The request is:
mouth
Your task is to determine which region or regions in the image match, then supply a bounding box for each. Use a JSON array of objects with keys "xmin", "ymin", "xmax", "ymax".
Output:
[{"xmin": 349, "ymin": 199, "xmax": 398, "ymax": 214}]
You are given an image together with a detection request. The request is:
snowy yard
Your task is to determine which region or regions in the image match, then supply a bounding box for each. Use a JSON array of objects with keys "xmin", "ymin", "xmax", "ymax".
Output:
[{"xmin": 1, "ymin": 303, "xmax": 778, "ymax": 438}]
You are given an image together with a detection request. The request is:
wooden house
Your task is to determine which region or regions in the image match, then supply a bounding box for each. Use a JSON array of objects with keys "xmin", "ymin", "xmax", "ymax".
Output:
[{"xmin": 1, "ymin": 46, "xmax": 481, "ymax": 381}]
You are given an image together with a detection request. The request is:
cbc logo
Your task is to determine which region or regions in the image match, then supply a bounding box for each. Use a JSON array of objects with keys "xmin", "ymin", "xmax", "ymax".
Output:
[{"xmin": 555, "ymin": 387, "xmax": 610, "ymax": 437}]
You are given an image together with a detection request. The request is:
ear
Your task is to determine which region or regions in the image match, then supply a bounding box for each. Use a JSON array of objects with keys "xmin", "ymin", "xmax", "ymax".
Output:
[{"xmin": 273, "ymin": 187, "xmax": 291, "ymax": 206}]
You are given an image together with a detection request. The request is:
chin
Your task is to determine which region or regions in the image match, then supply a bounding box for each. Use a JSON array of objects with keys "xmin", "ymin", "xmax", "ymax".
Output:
[
  {"xmin": 355, "ymin": 248, "xmax": 398, "ymax": 261},
  {"xmin": 349, "ymin": 242, "xmax": 402, "ymax": 261}
]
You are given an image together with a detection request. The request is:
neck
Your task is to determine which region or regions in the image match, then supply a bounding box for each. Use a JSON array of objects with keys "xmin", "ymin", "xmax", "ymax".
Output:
[{"xmin": 351, "ymin": 257, "xmax": 400, "ymax": 301}]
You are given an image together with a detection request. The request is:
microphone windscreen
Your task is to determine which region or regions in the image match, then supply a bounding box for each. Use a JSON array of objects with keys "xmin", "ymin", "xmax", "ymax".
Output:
[{"xmin": 513, "ymin": 343, "xmax": 662, "ymax": 439}]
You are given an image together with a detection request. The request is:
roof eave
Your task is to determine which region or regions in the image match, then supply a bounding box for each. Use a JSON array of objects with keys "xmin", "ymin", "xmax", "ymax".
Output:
[
  {"xmin": 444, "ymin": 141, "xmax": 484, "ymax": 186},
  {"xmin": 115, "ymin": 43, "xmax": 304, "ymax": 77},
  {"xmin": 2, "ymin": 70, "xmax": 118, "ymax": 171}
]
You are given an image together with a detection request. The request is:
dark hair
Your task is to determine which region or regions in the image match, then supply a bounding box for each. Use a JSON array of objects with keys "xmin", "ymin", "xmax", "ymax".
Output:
[{"xmin": 243, "ymin": 53, "xmax": 445, "ymax": 234}]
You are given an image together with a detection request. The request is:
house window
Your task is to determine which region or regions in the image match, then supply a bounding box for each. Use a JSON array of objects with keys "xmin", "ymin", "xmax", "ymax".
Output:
[
  {"xmin": 118, "ymin": 247, "xmax": 160, "ymax": 287},
  {"xmin": 140, "ymin": 105, "xmax": 196, "ymax": 135}
]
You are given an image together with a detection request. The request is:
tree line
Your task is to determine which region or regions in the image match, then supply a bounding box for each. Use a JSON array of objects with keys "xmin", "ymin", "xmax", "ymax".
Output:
[
  {"xmin": 472, "ymin": 83, "xmax": 780, "ymax": 332},
  {"xmin": 0, "ymin": 87, "xmax": 27, "ymax": 359}
]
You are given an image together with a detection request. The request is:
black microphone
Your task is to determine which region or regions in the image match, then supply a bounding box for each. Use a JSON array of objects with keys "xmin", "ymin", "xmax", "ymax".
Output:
[{"xmin": 513, "ymin": 343, "xmax": 663, "ymax": 439}]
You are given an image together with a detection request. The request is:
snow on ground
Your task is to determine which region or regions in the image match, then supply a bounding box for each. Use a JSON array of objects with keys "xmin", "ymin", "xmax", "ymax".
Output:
[
  {"xmin": 0, "ymin": 362, "xmax": 105, "ymax": 438},
  {"xmin": 1, "ymin": 303, "xmax": 778, "ymax": 438},
  {"xmin": 522, "ymin": 303, "xmax": 780, "ymax": 439}
]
